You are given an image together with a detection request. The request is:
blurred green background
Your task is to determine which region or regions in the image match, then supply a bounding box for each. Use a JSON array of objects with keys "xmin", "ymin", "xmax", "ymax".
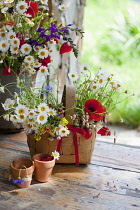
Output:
[{"xmin": 81, "ymin": 0, "xmax": 140, "ymax": 128}]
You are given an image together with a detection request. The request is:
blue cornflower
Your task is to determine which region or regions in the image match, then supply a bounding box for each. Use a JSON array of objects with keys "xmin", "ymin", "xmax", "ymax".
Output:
[
  {"xmin": 13, "ymin": 179, "xmax": 25, "ymax": 185},
  {"xmin": 44, "ymin": 86, "xmax": 53, "ymax": 95}
]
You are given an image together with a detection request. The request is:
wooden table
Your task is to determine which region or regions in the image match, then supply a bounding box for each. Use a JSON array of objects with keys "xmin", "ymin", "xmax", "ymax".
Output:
[{"xmin": 0, "ymin": 131, "xmax": 140, "ymax": 210}]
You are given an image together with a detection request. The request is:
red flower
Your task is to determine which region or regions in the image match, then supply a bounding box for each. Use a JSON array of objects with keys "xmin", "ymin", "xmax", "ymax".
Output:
[
  {"xmin": 5, "ymin": 21, "xmax": 15, "ymax": 26},
  {"xmin": 60, "ymin": 42, "xmax": 72, "ymax": 54},
  {"xmin": 97, "ymin": 127, "xmax": 111, "ymax": 136},
  {"xmin": 2, "ymin": 65, "xmax": 13, "ymax": 75},
  {"xmin": 25, "ymin": 1, "xmax": 38, "ymax": 18},
  {"xmin": 40, "ymin": 157, "xmax": 53, "ymax": 161},
  {"xmin": 84, "ymin": 99, "xmax": 106, "ymax": 121},
  {"xmin": 39, "ymin": 55, "xmax": 51, "ymax": 67}
]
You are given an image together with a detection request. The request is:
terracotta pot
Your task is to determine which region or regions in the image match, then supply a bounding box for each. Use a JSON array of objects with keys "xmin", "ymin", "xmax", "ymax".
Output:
[
  {"xmin": 33, "ymin": 153, "xmax": 55, "ymax": 182},
  {"xmin": 10, "ymin": 157, "xmax": 34, "ymax": 188}
]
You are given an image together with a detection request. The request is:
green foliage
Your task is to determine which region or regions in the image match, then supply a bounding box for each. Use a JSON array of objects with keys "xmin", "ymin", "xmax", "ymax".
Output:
[{"xmin": 81, "ymin": 0, "xmax": 140, "ymax": 128}]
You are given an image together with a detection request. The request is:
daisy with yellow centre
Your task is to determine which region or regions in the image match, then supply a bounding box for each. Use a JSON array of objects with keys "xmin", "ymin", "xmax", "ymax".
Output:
[
  {"xmin": 37, "ymin": 112, "xmax": 48, "ymax": 124},
  {"xmin": 20, "ymin": 43, "xmax": 32, "ymax": 55},
  {"xmin": 47, "ymin": 108, "xmax": 57, "ymax": 116},
  {"xmin": 16, "ymin": 1, "xmax": 28, "ymax": 14},
  {"xmin": 68, "ymin": 72, "xmax": 79, "ymax": 81},
  {"xmin": 52, "ymin": 150, "xmax": 60, "ymax": 160},
  {"xmin": 15, "ymin": 104, "xmax": 28, "ymax": 116},
  {"xmin": 0, "ymin": 32, "xmax": 7, "ymax": 39},
  {"xmin": 0, "ymin": 40, "xmax": 9, "ymax": 52},
  {"xmin": 59, "ymin": 127, "xmax": 70, "ymax": 137},
  {"xmin": 58, "ymin": 4, "xmax": 67, "ymax": 11},
  {"xmin": 38, "ymin": 49, "xmax": 48, "ymax": 59},
  {"xmin": 38, "ymin": 103, "xmax": 49, "ymax": 112},
  {"xmin": 10, "ymin": 115, "xmax": 18, "ymax": 123},
  {"xmin": 39, "ymin": 66, "xmax": 48, "ymax": 75},
  {"xmin": 2, "ymin": 98, "xmax": 15, "ymax": 111}
]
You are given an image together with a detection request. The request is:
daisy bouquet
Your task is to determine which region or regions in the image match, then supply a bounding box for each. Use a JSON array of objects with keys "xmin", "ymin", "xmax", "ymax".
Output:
[
  {"xmin": 68, "ymin": 64, "xmax": 133, "ymax": 136},
  {"xmin": 0, "ymin": 0, "xmax": 83, "ymax": 76},
  {"xmin": 0, "ymin": 77, "xmax": 70, "ymax": 141}
]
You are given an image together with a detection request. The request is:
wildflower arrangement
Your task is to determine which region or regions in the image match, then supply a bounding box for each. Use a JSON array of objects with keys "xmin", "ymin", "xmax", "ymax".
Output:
[
  {"xmin": 0, "ymin": 0, "xmax": 84, "ymax": 75},
  {"xmin": 0, "ymin": 77, "xmax": 71, "ymax": 141},
  {"xmin": 68, "ymin": 64, "xmax": 133, "ymax": 136}
]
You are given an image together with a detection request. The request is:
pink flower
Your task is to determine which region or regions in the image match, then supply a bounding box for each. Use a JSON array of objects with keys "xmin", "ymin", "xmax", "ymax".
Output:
[
  {"xmin": 60, "ymin": 42, "xmax": 72, "ymax": 54},
  {"xmin": 2, "ymin": 66, "xmax": 13, "ymax": 75}
]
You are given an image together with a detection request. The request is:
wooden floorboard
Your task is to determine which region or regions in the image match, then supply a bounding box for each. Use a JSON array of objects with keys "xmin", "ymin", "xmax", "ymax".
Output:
[{"xmin": 0, "ymin": 131, "xmax": 140, "ymax": 210}]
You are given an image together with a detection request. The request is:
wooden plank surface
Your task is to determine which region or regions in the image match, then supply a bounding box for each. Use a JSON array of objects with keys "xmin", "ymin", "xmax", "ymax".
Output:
[{"xmin": 0, "ymin": 131, "xmax": 140, "ymax": 210}]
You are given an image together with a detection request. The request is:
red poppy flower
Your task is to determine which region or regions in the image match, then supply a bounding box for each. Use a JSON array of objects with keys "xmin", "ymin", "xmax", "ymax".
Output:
[
  {"xmin": 97, "ymin": 126, "xmax": 111, "ymax": 136},
  {"xmin": 84, "ymin": 99, "xmax": 106, "ymax": 121},
  {"xmin": 2, "ymin": 65, "xmax": 13, "ymax": 75},
  {"xmin": 39, "ymin": 55, "xmax": 51, "ymax": 67},
  {"xmin": 25, "ymin": 1, "xmax": 38, "ymax": 18},
  {"xmin": 60, "ymin": 42, "xmax": 72, "ymax": 54}
]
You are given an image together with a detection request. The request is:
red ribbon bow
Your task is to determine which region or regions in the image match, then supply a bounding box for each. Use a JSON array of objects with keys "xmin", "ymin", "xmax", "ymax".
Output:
[{"xmin": 56, "ymin": 125, "xmax": 92, "ymax": 165}]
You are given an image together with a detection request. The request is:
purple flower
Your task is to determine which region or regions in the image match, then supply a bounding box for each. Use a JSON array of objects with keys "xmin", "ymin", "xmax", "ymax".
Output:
[
  {"xmin": 49, "ymin": 24, "xmax": 58, "ymax": 33},
  {"xmin": 59, "ymin": 112, "xmax": 64, "ymax": 118},
  {"xmin": 37, "ymin": 26, "xmax": 45, "ymax": 32},
  {"xmin": 13, "ymin": 179, "xmax": 25, "ymax": 185},
  {"xmin": 60, "ymin": 28, "xmax": 69, "ymax": 34},
  {"xmin": 55, "ymin": 135, "xmax": 62, "ymax": 141}
]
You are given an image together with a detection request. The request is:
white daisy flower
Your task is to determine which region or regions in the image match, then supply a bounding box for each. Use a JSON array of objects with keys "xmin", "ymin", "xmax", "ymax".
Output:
[
  {"xmin": 0, "ymin": 40, "xmax": 9, "ymax": 52},
  {"xmin": 20, "ymin": 43, "xmax": 32, "ymax": 55},
  {"xmin": 16, "ymin": 1, "xmax": 28, "ymax": 14},
  {"xmin": 10, "ymin": 45, "xmax": 19, "ymax": 54},
  {"xmin": 37, "ymin": 112, "xmax": 48, "ymax": 124},
  {"xmin": 33, "ymin": 61, "xmax": 41, "ymax": 68},
  {"xmin": 2, "ymin": 98, "xmax": 15, "ymax": 110},
  {"xmin": 38, "ymin": 49, "xmax": 48, "ymax": 59},
  {"xmin": 23, "ymin": 61, "xmax": 31, "ymax": 68},
  {"xmin": 68, "ymin": 72, "xmax": 79, "ymax": 82},
  {"xmin": 17, "ymin": 114, "xmax": 26, "ymax": 123},
  {"xmin": 96, "ymin": 68, "xmax": 111, "ymax": 80},
  {"xmin": 28, "ymin": 109, "xmax": 36, "ymax": 118},
  {"xmin": 11, "ymin": 53, "xmax": 19, "ymax": 59},
  {"xmin": 22, "ymin": 122, "xmax": 33, "ymax": 134},
  {"xmin": 97, "ymin": 75, "xmax": 107, "ymax": 87},
  {"xmin": 4, "ymin": 0, "xmax": 14, "ymax": 3},
  {"xmin": 3, "ymin": 114, "xmax": 10, "ymax": 121},
  {"xmin": 24, "ymin": 55, "xmax": 34, "ymax": 63},
  {"xmin": 27, "ymin": 20, "xmax": 34, "ymax": 27},
  {"xmin": 16, "ymin": 78, "xmax": 24, "ymax": 88},
  {"xmin": 15, "ymin": 104, "xmax": 28, "ymax": 116},
  {"xmin": 58, "ymin": 4, "xmax": 67, "ymax": 11},
  {"xmin": 0, "ymin": 86, "xmax": 4, "ymax": 93},
  {"xmin": 33, "ymin": 46, "xmax": 41, "ymax": 52},
  {"xmin": 59, "ymin": 127, "xmax": 70, "ymax": 137},
  {"xmin": 47, "ymin": 108, "xmax": 57, "ymax": 116},
  {"xmin": 39, "ymin": 66, "xmax": 49, "ymax": 75},
  {"xmin": 7, "ymin": 31, "xmax": 16, "ymax": 41},
  {"xmin": 10, "ymin": 38, "xmax": 20, "ymax": 46},
  {"xmin": 26, "ymin": 117, "xmax": 35, "ymax": 125},
  {"xmin": 38, "ymin": 103, "xmax": 49, "ymax": 112},
  {"xmin": 80, "ymin": 63, "xmax": 90, "ymax": 74},
  {"xmin": 111, "ymin": 80, "xmax": 123, "ymax": 92},
  {"xmin": 90, "ymin": 82, "xmax": 100, "ymax": 91},
  {"xmin": 54, "ymin": 126, "xmax": 61, "ymax": 135},
  {"xmin": 40, "ymin": 0, "xmax": 48, "ymax": 5},
  {"xmin": 1, "ymin": 7, "xmax": 8, "ymax": 13},
  {"xmin": 0, "ymin": 31, "xmax": 7, "ymax": 40},
  {"xmin": 10, "ymin": 115, "xmax": 19, "ymax": 123},
  {"xmin": 52, "ymin": 150, "xmax": 60, "ymax": 160}
]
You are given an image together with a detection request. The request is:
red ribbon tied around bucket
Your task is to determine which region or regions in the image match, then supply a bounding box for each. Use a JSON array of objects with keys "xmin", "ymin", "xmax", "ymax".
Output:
[{"xmin": 56, "ymin": 125, "xmax": 92, "ymax": 165}]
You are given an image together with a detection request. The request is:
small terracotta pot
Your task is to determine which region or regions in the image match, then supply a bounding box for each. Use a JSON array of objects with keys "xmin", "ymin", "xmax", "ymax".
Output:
[
  {"xmin": 33, "ymin": 153, "xmax": 55, "ymax": 182},
  {"xmin": 10, "ymin": 157, "xmax": 34, "ymax": 188}
]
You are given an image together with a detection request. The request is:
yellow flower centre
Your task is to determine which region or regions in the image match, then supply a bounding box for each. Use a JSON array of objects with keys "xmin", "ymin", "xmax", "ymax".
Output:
[
  {"xmin": 18, "ymin": 108, "xmax": 25, "ymax": 114},
  {"xmin": 61, "ymin": 6, "xmax": 66, "ymax": 10},
  {"xmin": 10, "ymin": 35, "xmax": 14, "ymax": 39},
  {"xmin": 40, "ymin": 51, "xmax": 45, "ymax": 56},
  {"xmin": 71, "ymin": 74, "xmax": 76, "ymax": 78},
  {"xmin": 61, "ymin": 130, "xmax": 66, "ymax": 133},
  {"xmin": 1, "ymin": 33, "xmax": 6, "ymax": 37},
  {"xmin": 39, "ymin": 115, "xmax": 45, "ymax": 121},
  {"xmin": 41, "ymin": 68, "xmax": 46, "ymax": 73},
  {"xmin": 8, "ymin": 104, "xmax": 13, "ymax": 108},
  {"xmin": 99, "ymin": 78, "xmax": 103, "ymax": 84},
  {"xmin": 24, "ymin": 47, "xmax": 29, "ymax": 52},
  {"xmin": 19, "ymin": 114, "xmax": 25, "ymax": 119},
  {"xmin": 2, "ymin": 43, "xmax": 6, "ymax": 48},
  {"xmin": 13, "ymin": 40, "xmax": 18, "ymax": 44},
  {"xmin": 48, "ymin": 111, "xmax": 54, "ymax": 115},
  {"xmin": 56, "ymin": 127, "xmax": 60, "ymax": 131},
  {"xmin": 19, "ymin": 5, "xmax": 25, "ymax": 10},
  {"xmin": 13, "ymin": 47, "xmax": 18, "ymax": 51},
  {"xmin": 41, "ymin": 107, "xmax": 46, "ymax": 111},
  {"xmin": 92, "ymin": 85, "xmax": 97, "ymax": 89}
]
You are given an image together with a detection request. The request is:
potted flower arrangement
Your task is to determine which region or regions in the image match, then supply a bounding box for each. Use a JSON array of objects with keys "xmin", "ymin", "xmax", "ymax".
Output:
[{"xmin": 0, "ymin": 0, "xmax": 84, "ymax": 131}]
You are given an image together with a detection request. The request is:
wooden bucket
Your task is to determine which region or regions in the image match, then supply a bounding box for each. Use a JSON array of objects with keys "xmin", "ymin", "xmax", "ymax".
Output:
[{"xmin": 27, "ymin": 85, "xmax": 96, "ymax": 164}]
